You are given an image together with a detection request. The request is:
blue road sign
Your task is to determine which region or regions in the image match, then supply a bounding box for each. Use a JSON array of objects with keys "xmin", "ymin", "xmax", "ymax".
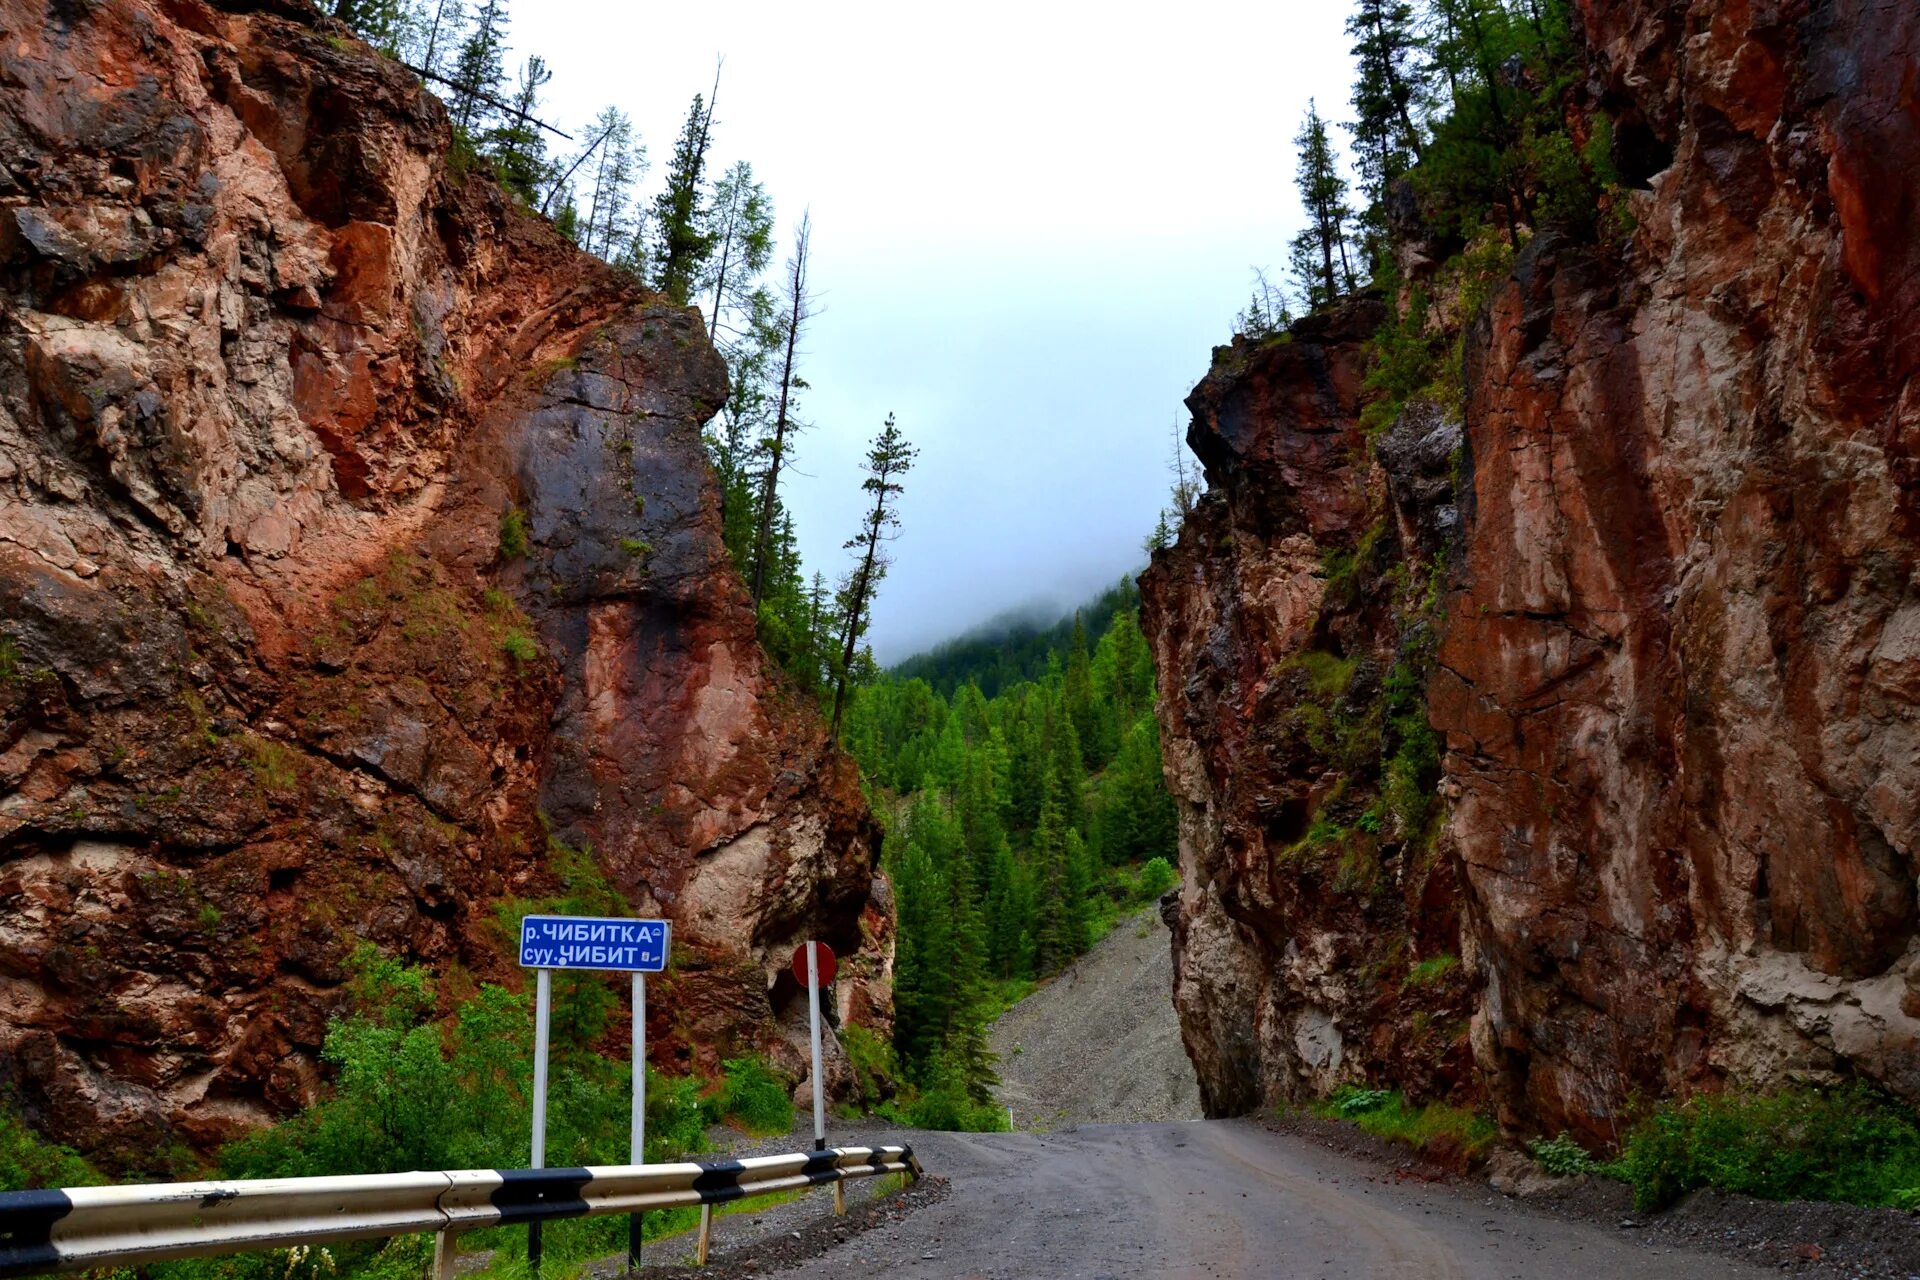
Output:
[{"xmin": 518, "ymin": 914, "xmax": 670, "ymax": 972}]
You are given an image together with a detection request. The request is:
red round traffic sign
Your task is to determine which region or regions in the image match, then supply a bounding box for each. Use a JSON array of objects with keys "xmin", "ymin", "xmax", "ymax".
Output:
[{"xmin": 790, "ymin": 941, "xmax": 836, "ymax": 987}]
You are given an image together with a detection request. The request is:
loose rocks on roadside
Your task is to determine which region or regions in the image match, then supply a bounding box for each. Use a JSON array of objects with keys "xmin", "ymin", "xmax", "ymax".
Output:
[{"xmin": 630, "ymin": 1178, "xmax": 951, "ymax": 1277}]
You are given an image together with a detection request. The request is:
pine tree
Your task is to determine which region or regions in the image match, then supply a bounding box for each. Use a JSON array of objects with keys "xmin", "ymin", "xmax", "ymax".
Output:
[
  {"xmin": 580, "ymin": 108, "xmax": 642, "ymax": 264},
  {"xmin": 651, "ymin": 90, "xmax": 718, "ymax": 305},
  {"xmin": 1030, "ymin": 781, "xmax": 1072, "ymax": 975},
  {"xmin": 1234, "ymin": 267, "xmax": 1294, "ymax": 339},
  {"xmin": 1062, "ymin": 828, "xmax": 1094, "ymax": 956},
  {"xmin": 1288, "ymin": 99, "xmax": 1359, "ymax": 312},
  {"xmin": 984, "ymin": 841, "xmax": 1027, "ymax": 978},
  {"xmin": 446, "ymin": 0, "xmax": 507, "ymax": 136},
  {"xmin": 489, "ymin": 56, "xmax": 551, "ymax": 204},
  {"xmin": 830, "ymin": 414, "xmax": 916, "ymax": 732},
  {"xmin": 1064, "ymin": 613, "xmax": 1101, "ymax": 770},
  {"xmin": 416, "ymin": 0, "xmax": 466, "ymax": 81},
  {"xmin": 332, "ymin": 0, "xmax": 404, "ymax": 49},
  {"xmin": 749, "ymin": 213, "xmax": 813, "ymax": 605},
  {"xmin": 702, "ymin": 162, "xmax": 776, "ymax": 343},
  {"xmin": 1346, "ymin": 0, "xmax": 1426, "ymax": 215}
]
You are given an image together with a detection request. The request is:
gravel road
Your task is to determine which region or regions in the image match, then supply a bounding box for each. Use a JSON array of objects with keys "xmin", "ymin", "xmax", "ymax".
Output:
[
  {"xmin": 771, "ymin": 1119, "xmax": 1772, "ymax": 1279},
  {"xmin": 990, "ymin": 907, "xmax": 1201, "ymax": 1129}
]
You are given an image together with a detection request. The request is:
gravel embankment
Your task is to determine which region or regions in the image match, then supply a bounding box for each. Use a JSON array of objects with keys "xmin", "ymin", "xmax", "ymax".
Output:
[{"xmin": 988, "ymin": 905, "xmax": 1201, "ymax": 1129}]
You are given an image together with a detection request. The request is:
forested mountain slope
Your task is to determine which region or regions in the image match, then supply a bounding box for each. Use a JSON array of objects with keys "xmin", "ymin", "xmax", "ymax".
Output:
[{"xmin": 841, "ymin": 582, "xmax": 1180, "ymax": 1119}]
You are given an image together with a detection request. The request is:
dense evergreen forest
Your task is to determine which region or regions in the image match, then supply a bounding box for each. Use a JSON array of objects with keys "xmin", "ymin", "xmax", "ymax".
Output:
[{"xmin": 841, "ymin": 580, "xmax": 1179, "ymax": 1121}]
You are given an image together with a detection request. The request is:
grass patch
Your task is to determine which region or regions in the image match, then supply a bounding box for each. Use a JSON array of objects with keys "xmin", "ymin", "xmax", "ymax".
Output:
[
  {"xmin": 501, "ymin": 629, "xmax": 539, "ymax": 666},
  {"xmin": 0, "ymin": 635, "xmax": 20, "ymax": 684},
  {"xmin": 618, "ymin": 537, "xmax": 652, "ymax": 559},
  {"xmin": 1317, "ymin": 1085, "xmax": 1497, "ymax": 1161},
  {"xmin": 715, "ymin": 1056, "xmax": 794, "ymax": 1137},
  {"xmin": 1616, "ymin": 1083, "xmax": 1920, "ymax": 1212},
  {"xmin": 245, "ymin": 738, "xmax": 301, "ymax": 794},
  {"xmin": 1285, "ymin": 648, "xmax": 1358, "ymax": 699},
  {"xmin": 1402, "ymin": 953, "xmax": 1458, "ymax": 989}
]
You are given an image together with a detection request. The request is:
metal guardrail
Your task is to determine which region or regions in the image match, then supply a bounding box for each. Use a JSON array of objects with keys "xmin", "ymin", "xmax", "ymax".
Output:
[{"xmin": 0, "ymin": 1145, "xmax": 920, "ymax": 1279}]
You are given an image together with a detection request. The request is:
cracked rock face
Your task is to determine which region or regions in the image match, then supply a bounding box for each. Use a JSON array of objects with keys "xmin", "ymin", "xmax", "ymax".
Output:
[
  {"xmin": 0, "ymin": 0, "xmax": 889, "ymax": 1169},
  {"xmin": 1144, "ymin": 0, "xmax": 1919, "ymax": 1138}
]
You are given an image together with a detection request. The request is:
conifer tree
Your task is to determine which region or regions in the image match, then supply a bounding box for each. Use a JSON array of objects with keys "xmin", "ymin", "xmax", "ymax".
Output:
[
  {"xmin": 651, "ymin": 90, "xmax": 719, "ymax": 305},
  {"xmin": 1064, "ymin": 613, "xmax": 1102, "ymax": 770},
  {"xmin": 830, "ymin": 413, "xmax": 916, "ymax": 732},
  {"xmin": 1030, "ymin": 782, "xmax": 1073, "ymax": 975},
  {"xmin": 580, "ymin": 108, "xmax": 641, "ymax": 264},
  {"xmin": 446, "ymin": 0, "xmax": 507, "ymax": 136},
  {"xmin": 416, "ymin": 0, "xmax": 466, "ymax": 81},
  {"xmin": 489, "ymin": 56, "xmax": 552, "ymax": 204},
  {"xmin": 1062, "ymin": 828, "xmax": 1094, "ymax": 956},
  {"xmin": 702, "ymin": 162, "xmax": 776, "ymax": 343},
  {"xmin": 332, "ymin": 0, "xmax": 404, "ymax": 50},
  {"xmin": 1288, "ymin": 99, "xmax": 1359, "ymax": 312},
  {"xmin": 749, "ymin": 213, "xmax": 813, "ymax": 605},
  {"xmin": 984, "ymin": 841, "xmax": 1027, "ymax": 978},
  {"xmin": 1346, "ymin": 0, "xmax": 1426, "ymax": 214}
]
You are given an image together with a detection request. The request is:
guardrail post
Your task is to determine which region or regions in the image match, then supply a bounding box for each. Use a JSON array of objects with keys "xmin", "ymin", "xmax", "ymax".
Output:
[
  {"xmin": 432, "ymin": 1230, "xmax": 460, "ymax": 1280},
  {"xmin": 694, "ymin": 1203, "xmax": 713, "ymax": 1266},
  {"xmin": 833, "ymin": 1178, "xmax": 846, "ymax": 1217}
]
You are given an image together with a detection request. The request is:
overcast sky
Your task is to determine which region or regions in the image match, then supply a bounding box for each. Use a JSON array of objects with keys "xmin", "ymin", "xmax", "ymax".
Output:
[{"xmin": 507, "ymin": 1, "xmax": 1357, "ymax": 662}]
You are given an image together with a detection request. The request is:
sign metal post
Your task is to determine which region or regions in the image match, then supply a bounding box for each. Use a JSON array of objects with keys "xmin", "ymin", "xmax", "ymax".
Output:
[
  {"xmin": 789, "ymin": 942, "xmax": 837, "ymax": 1153},
  {"xmin": 518, "ymin": 913, "xmax": 671, "ymax": 1273},
  {"xmin": 529, "ymin": 965, "xmax": 550, "ymax": 1269},
  {"xmin": 629, "ymin": 970, "xmax": 645, "ymax": 1271}
]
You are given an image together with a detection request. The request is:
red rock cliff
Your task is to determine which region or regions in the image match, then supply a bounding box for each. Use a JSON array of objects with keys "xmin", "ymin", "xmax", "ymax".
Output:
[
  {"xmin": 1142, "ymin": 0, "xmax": 1919, "ymax": 1139},
  {"xmin": 0, "ymin": 0, "xmax": 890, "ymax": 1168}
]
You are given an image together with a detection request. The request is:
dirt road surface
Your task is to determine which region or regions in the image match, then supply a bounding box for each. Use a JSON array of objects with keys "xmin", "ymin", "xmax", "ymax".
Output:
[{"xmin": 773, "ymin": 1119, "xmax": 1768, "ymax": 1279}]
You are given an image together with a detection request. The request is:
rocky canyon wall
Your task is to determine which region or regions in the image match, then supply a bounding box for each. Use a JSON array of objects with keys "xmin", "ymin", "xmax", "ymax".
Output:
[
  {"xmin": 0, "ymin": 0, "xmax": 889, "ymax": 1170},
  {"xmin": 1143, "ymin": 0, "xmax": 1919, "ymax": 1141}
]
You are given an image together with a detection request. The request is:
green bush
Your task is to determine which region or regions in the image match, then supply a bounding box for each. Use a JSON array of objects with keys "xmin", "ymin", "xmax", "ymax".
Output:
[
  {"xmin": 0, "ymin": 1099, "xmax": 102, "ymax": 1191},
  {"xmin": 1137, "ymin": 856, "xmax": 1177, "ymax": 901},
  {"xmin": 501, "ymin": 629, "xmax": 539, "ymax": 666},
  {"xmin": 716, "ymin": 1055, "xmax": 794, "ymax": 1137},
  {"xmin": 842, "ymin": 1024, "xmax": 899, "ymax": 1109},
  {"xmin": 1317, "ymin": 1086, "xmax": 1497, "ymax": 1160},
  {"xmin": 1616, "ymin": 1084, "xmax": 1920, "ymax": 1212},
  {"xmin": 1530, "ymin": 1132, "xmax": 1602, "ymax": 1177},
  {"xmin": 498, "ymin": 508, "xmax": 530, "ymax": 560},
  {"xmin": 1327, "ymin": 1085, "xmax": 1392, "ymax": 1118}
]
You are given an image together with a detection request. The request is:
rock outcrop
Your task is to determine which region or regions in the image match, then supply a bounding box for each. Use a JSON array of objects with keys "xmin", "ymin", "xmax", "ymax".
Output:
[
  {"xmin": 0, "ymin": 0, "xmax": 889, "ymax": 1170},
  {"xmin": 1143, "ymin": 0, "xmax": 1919, "ymax": 1141}
]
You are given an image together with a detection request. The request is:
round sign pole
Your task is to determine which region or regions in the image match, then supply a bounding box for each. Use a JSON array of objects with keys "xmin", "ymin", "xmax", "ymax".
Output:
[
  {"xmin": 628, "ymin": 970, "xmax": 645, "ymax": 1270},
  {"xmin": 806, "ymin": 943, "xmax": 826, "ymax": 1151},
  {"xmin": 529, "ymin": 965, "xmax": 551, "ymax": 1272}
]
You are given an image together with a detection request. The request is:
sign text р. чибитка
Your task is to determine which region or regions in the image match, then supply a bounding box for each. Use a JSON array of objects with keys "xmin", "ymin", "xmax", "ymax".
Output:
[{"xmin": 518, "ymin": 914, "xmax": 670, "ymax": 972}]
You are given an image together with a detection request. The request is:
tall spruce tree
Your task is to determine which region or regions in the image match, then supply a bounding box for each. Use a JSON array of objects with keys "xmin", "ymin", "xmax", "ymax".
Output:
[
  {"xmin": 749, "ymin": 213, "xmax": 813, "ymax": 605},
  {"xmin": 651, "ymin": 89, "xmax": 718, "ymax": 304},
  {"xmin": 580, "ymin": 108, "xmax": 641, "ymax": 263},
  {"xmin": 446, "ymin": 0, "xmax": 507, "ymax": 136},
  {"xmin": 831, "ymin": 414, "xmax": 917, "ymax": 731},
  {"xmin": 489, "ymin": 56, "xmax": 551, "ymax": 204},
  {"xmin": 1287, "ymin": 99, "xmax": 1359, "ymax": 311},
  {"xmin": 1347, "ymin": 0, "xmax": 1426, "ymax": 213},
  {"xmin": 702, "ymin": 162, "xmax": 776, "ymax": 342}
]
